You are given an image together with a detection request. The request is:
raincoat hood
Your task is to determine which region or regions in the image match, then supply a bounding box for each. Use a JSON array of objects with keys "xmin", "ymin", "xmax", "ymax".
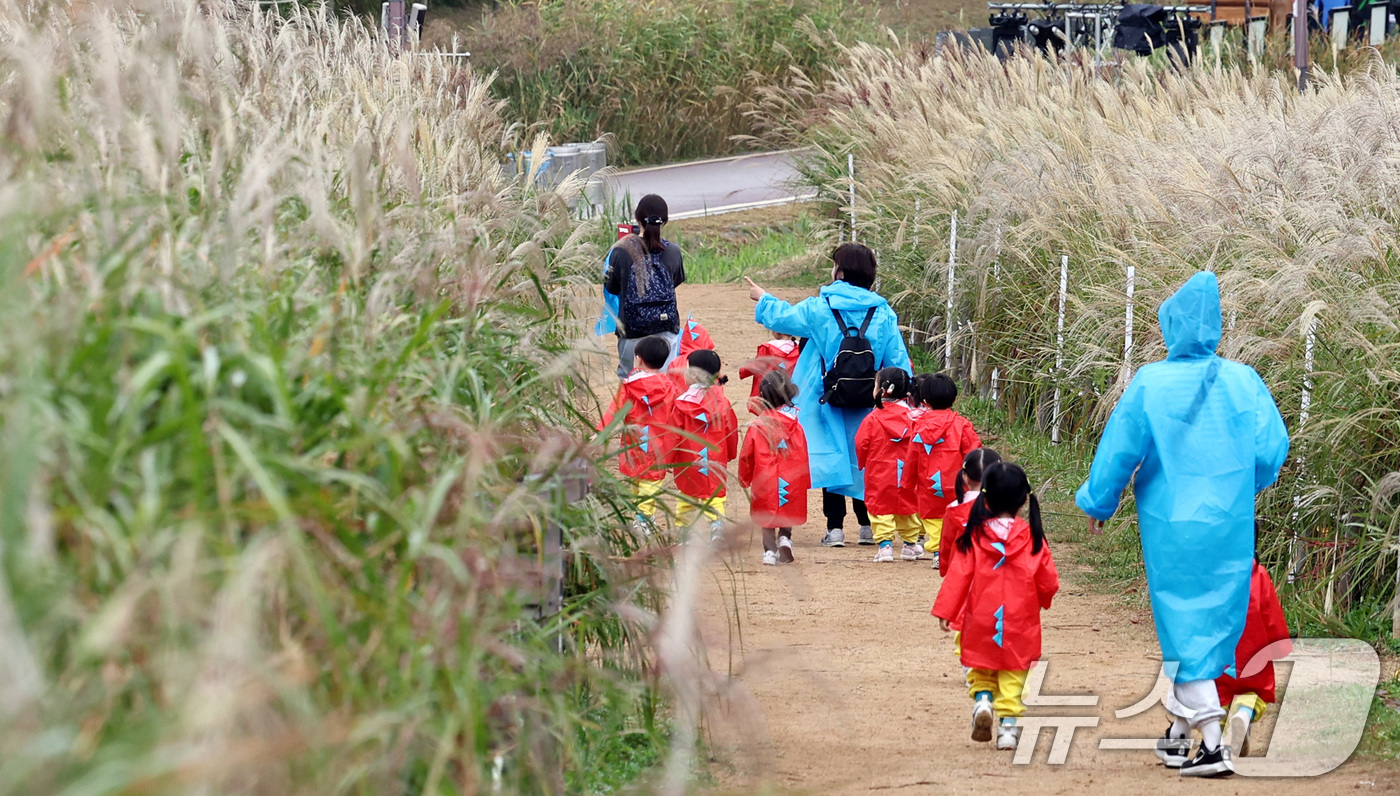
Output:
[
  {"xmin": 868, "ymin": 403, "xmax": 912, "ymax": 439},
  {"xmin": 1159, "ymin": 271, "xmax": 1222, "ymax": 361},
  {"xmin": 820, "ymin": 281, "xmax": 891, "ymax": 312}
]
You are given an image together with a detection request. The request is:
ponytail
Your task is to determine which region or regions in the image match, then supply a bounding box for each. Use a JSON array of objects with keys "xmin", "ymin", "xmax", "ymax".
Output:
[
  {"xmin": 957, "ymin": 492, "xmax": 991, "ymax": 555},
  {"xmin": 636, "ymin": 194, "xmax": 668, "ymax": 255},
  {"xmin": 1028, "ymin": 493, "xmax": 1045, "ymax": 554},
  {"xmin": 874, "ymin": 367, "xmax": 910, "ymax": 409}
]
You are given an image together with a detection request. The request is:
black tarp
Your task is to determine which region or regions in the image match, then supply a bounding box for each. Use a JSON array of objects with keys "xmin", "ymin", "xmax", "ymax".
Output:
[{"xmin": 1114, "ymin": 4, "xmax": 1168, "ymax": 55}]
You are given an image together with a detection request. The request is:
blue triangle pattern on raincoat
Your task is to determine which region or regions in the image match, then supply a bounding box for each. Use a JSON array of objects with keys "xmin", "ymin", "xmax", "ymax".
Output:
[
  {"xmin": 992, "ymin": 541, "xmax": 1006, "ymax": 570},
  {"xmin": 778, "ymin": 477, "xmax": 790, "ymax": 507},
  {"xmin": 993, "ymin": 605, "xmax": 1005, "ymax": 647}
]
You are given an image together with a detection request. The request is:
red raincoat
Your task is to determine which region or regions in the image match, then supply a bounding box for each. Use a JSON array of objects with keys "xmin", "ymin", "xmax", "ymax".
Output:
[
  {"xmin": 678, "ymin": 314, "xmax": 715, "ymax": 357},
  {"xmin": 938, "ymin": 494, "xmax": 978, "ymax": 579},
  {"xmin": 933, "ymin": 517, "xmax": 1060, "ymax": 671},
  {"xmin": 598, "ymin": 370, "xmax": 678, "ymax": 480},
  {"xmin": 911, "ymin": 410, "xmax": 981, "ymax": 521},
  {"xmin": 739, "ymin": 339, "xmax": 801, "ymax": 401},
  {"xmin": 1216, "ymin": 562, "xmax": 1291, "ymax": 705},
  {"xmin": 738, "ymin": 405, "xmax": 811, "ymax": 527},
  {"xmin": 669, "ymin": 384, "xmax": 739, "ymax": 500},
  {"xmin": 853, "ymin": 401, "xmax": 917, "ymax": 516}
]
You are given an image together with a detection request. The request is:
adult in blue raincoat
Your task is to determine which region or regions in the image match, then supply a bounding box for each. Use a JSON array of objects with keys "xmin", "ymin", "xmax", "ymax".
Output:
[
  {"xmin": 1075, "ymin": 271, "xmax": 1289, "ymax": 776},
  {"xmin": 745, "ymin": 243, "xmax": 911, "ymax": 547}
]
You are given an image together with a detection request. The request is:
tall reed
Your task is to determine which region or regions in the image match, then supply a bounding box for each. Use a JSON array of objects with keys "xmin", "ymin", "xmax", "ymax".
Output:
[
  {"xmin": 778, "ymin": 43, "xmax": 1400, "ymax": 626},
  {"xmin": 0, "ymin": 1, "xmax": 668, "ymax": 792}
]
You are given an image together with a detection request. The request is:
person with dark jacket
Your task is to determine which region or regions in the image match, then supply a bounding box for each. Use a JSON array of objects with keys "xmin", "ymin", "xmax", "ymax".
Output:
[{"xmin": 604, "ymin": 194, "xmax": 686, "ymax": 378}]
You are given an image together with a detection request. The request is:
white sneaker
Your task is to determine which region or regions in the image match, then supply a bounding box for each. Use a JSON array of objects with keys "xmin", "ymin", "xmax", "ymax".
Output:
[
  {"xmin": 996, "ymin": 720, "xmax": 1021, "ymax": 750},
  {"xmin": 1227, "ymin": 709, "xmax": 1253, "ymax": 758},
  {"xmin": 930, "ymin": 551, "xmax": 941, "ymax": 571},
  {"xmin": 820, "ymin": 528, "xmax": 846, "ymax": 547},
  {"xmin": 777, "ymin": 536, "xmax": 795, "ymax": 563},
  {"xmin": 710, "ymin": 519, "xmax": 725, "ymax": 544},
  {"xmin": 761, "ymin": 550, "xmax": 779, "ymax": 566},
  {"xmin": 901, "ymin": 542, "xmax": 925, "ymax": 561},
  {"xmin": 873, "ymin": 544, "xmax": 895, "ymax": 563},
  {"xmin": 971, "ymin": 696, "xmax": 995, "ymax": 742}
]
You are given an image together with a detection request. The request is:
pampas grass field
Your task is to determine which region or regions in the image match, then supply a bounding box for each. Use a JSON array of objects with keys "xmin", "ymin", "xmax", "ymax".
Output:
[
  {"xmin": 0, "ymin": 1, "xmax": 681, "ymax": 792},
  {"xmin": 773, "ymin": 44, "xmax": 1400, "ymax": 633}
]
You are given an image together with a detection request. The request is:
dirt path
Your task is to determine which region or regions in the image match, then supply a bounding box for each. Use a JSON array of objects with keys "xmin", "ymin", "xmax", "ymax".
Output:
[{"xmin": 674, "ymin": 283, "xmax": 1400, "ymax": 795}]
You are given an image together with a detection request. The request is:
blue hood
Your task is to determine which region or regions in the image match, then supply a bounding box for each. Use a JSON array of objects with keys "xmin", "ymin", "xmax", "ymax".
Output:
[
  {"xmin": 1159, "ymin": 271, "xmax": 1222, "ymax": 361},
  {"xmin": 820, "ymin": 281, "xmax": 891, "ymax": 312}
]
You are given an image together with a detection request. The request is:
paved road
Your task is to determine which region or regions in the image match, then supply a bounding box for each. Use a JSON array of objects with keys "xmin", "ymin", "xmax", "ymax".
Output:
[{"xmin": 593, "ymin": 149, "xmax": 817, "ymax": 220}]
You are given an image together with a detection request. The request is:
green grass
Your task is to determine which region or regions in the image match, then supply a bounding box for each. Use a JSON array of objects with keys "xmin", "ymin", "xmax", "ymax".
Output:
[{"xmin": 671, "ymin": 213, "xmax": 818, "ymax": 284}]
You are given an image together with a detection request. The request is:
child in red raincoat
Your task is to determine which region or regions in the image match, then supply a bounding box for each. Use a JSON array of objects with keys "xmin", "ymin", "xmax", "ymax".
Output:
[
  {"xmin": 669, "ymin": 350, "xmax": 739, "ymax": 537},
  {"xmin": 669, "ymin": 313, "xmax": 718, "ymax": 389},
  {"xmin": 1216, "ymin": 555, "xmax": 1291, "ymax": 758},
  {"xmin": 854, "ymin": 368, "xmax": 921, "ymax": 563},
  {"xmin": 739, "ymin": 330, "xmax": 800, "ymax": 410},
  {"xmin": 911, "ymin": 374, "xmax": 982, "ymax": 571},
  {"xmin": 738, "ymin": 369, "xmax": 810, "ymax": 566},
  {"xmin": 933, "ymin": 461, "xmax": 1059, "ymax": 751},
  {"xmin": 598, "ymin": 336, "xmax": 680, "ymax": 526},
  {"xmin": 938, "ymin": 449, "xmax": 1002, "ymax": 577}
]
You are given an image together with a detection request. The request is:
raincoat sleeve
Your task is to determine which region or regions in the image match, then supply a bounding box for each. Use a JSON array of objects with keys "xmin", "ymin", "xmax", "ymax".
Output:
[
  {"xmin": 853, "ymin": 414, "xmax": 874, "ymax": 472},
  {"xmin": 1035, "ymin": 547, "xmax": 1061, "ymax": 610},
  {"xmin": 1252, "ymin": 372, "xmax": 1289, "ymax": 493},
  {"xmin": 932, "ymin": 546, "xmax": 973, "ymax": 622},
  {"xmin": 754, "ymin": 294, "xmax": 815, "ymax": 339},
  {"xmin": 1075, "ymin": 377, "xmax": 1150, "ymax": 521},
  {"xmin": 737, "ymin": 427, "xmax": 756, "ymax": 489},
  {"xmin": 595, "ymin": 253, "xmax": 621, "ymax": 336},
  {"xmin": 598, "ymin": 386, "xmax": 626, "ymax": 431},
  {"xmin": 961, "ymin": 417, "xmax": 982, "ymax": 456},
  {"xmin": 723, "ymin": 400, "xmax": 739, "ymax": 461},
  {"xmin": 878, "ymin": 309, "xmax": 912, "ymax": 372}
]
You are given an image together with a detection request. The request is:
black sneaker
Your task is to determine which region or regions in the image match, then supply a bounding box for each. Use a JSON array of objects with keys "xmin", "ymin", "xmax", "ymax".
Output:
[
  {"xmin": 1153, "ymin": 725, "xmax": 1191, "ymax": 769},
  {"xmin": 1180, "ymin": 744, "xmax": 1235, "ymax": 778}
]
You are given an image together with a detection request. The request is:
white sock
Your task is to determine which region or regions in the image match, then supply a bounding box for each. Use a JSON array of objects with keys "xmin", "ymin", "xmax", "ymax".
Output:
[
  {"xmin": 1169, "ymin": 716, "xmax": 1190, "ymax": 739},
  {"xmin": 1200, "ymin": 720, "xmax": 1223, "ymax": 751}
]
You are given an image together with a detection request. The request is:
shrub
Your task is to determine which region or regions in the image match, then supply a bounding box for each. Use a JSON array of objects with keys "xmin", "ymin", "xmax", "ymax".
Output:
[
  {"xmin": 0, "ymin": 2, "xmax": 662, "ymax": 792},
  {"xmin": 788, "ymin": 44, "xmax": 1400, "ymax": 625},
  {"xmin": 462, "ymin": 0, "xmax": 859, "ymax": 165}
]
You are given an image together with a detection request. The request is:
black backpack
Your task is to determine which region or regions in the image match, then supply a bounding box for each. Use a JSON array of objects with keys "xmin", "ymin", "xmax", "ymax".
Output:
[
  {"xmin": 820, "ymin": 299, "xmax": 879, "ymax": 408},
  {"xmin": 618, "ymin": 242, "xmax": 678, "ymax": 337}
]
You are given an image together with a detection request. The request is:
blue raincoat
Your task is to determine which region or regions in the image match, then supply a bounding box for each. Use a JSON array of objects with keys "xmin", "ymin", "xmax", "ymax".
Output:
[
  {"xmin": 754, "ymin": 282, "xmax": 911, "ymax": 499},
  {"xmin": 1075, "ymin": 272, "xmax": 1289, "ymax": 683}
]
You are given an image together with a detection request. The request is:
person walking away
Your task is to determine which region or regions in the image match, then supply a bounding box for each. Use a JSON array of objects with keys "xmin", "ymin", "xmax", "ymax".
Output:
[
  {"xmin": 1075, "ymin": 271, "xmax": 1289, "ymax": 778},
  {"xmin": 938, "ymin": 449, "xmax": 1002, "ymax": 577},
  {"xmin": 669, "ymin": 350, "xmax": 739, "ymax": 540},
  {"xmin": 933, "ymin": 462, "xmax": 1059, "ymax": 751},
  {"xmin": 911, "ymin": 373, "xmax": 981, "ymax": 571},
  {"xmin": 604, "ymin": 195, "xmax": 686, "ymax": 379},
  {"xmin": 598, "ymin": 336, "xmax": 681, "ymax": 531},
  {"xmin": 738, "ymin": 369, "xmax": 811, "ymax": 566},
  {"xmin": 1213, "ymin": 537, "xmax": 1290, "ymax": 760},
  {"xmin": 739, "ymin": 330, "xmax": 801, "ymax": 412},
  {"xmin": 746, "ymin": 244, "xmax": 912, "ymax": 548},
  {"xmin": 854, "ymin": 368, "xmax": 921, "ymax": 563}
]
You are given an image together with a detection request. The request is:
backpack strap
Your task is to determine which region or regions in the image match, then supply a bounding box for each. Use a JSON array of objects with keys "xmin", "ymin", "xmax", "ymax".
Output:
[
  {"xmin": 825, "ymin": 297, "xmax": 855, "ymax": 338},
  {"xmin": 857, "ymin": 307, "xmax": 878, "ymax": 337}
]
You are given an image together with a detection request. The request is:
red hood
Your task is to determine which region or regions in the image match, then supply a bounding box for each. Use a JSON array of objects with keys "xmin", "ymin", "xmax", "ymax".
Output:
[
  {"xmin": 971, "ymin": 517, "xmax": 1033, "ymax": 558},
  {"xmin": 679, "ymin": 315, "xmax": 715, "ymax": 354},
  {"xmin": 620, "ymin": 370, "xmax": 675, "ymax": 414},
  {"xmin": 914, "ymin": 409, "xmax": 959, "ymax": 449},
  {"xmin": 868, "ymin": 402, "xmax": 913, "ymax": 440},
  {"xmin": 757, "ymin": 339, "xmax": 798, "ymax": 357},
  {"xmin": 674, "ymin": 384, "xmax": 718, "ymax": 418}
]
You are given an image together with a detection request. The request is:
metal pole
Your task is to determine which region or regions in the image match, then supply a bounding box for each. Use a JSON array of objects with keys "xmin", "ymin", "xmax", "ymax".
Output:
[
  {"xmin": 991, "ymin": 367, "xmax": 1000, "ymax": 406},
  {"xmin": 1295, "ymin": 0, "xmax": 1311, "ymax": 91},
  {"xmin": 946, "ymin": 211, "xmax": 958, "ymax": 372},
  {"xmin": 1288, "ymin": 318, "xmax": 1317, "ymax": 583},
  {"xmin": 1052, "ymin": 254, "xmax": 1068, "ymax": 445},
  {"xmin": 1124, "ymin": 265, "xmax": 1135, "ymax": 369},
  {"xmin": 848, "ymin": 154, "xmax": 857, "ymax": 244}
]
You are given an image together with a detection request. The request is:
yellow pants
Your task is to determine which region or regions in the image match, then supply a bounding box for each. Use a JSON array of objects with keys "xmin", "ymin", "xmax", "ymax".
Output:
[
  {"xmin": 1227, "ymin": 693, "xmax": 1268, "ymax": 723},
  {"xmin": 634, "ymin": 478, "xmax": 665, "ymax": 518},
  {"xmin": 675, "ymin": 495, "xmax": 726, "ymax": 528},
  {"xmin": 968, "ymin": 668, "xmax": 1030, "ymax": 718},
  {"xmin": 954, "ymin": 631, "xmax": 972, "ymax": 687},
  {"xmin": 870, "ymin": 513, "xmax": 921, "ymax": 545},
  {"xmin": 921, "ymin": 517, "xmax": 944, "ymax": 551}
]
